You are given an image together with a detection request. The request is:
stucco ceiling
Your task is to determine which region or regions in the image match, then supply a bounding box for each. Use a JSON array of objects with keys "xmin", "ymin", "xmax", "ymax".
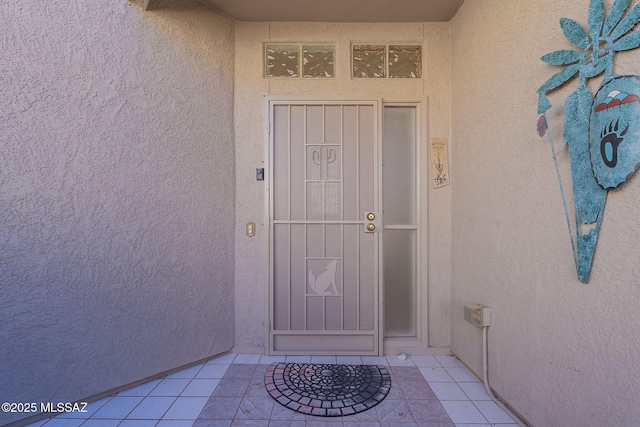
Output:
[{"xmin": 198, "ymin": 0, "xmax": 465, "ymax": 23}]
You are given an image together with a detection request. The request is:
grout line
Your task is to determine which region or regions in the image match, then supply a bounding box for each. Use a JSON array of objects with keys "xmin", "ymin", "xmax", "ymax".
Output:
[{"xmin": 36, "ymin": 353, "xmax": 517, "ymax": 426}]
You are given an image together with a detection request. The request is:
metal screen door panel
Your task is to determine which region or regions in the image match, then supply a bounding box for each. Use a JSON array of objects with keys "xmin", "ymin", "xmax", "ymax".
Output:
[{"xmin": 269, "ymin": 101, "xmax": 381, "ymax": 355}]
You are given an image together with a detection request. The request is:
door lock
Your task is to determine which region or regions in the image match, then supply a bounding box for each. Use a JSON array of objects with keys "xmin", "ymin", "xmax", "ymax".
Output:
[{"xmin": 364, "ymin": 212, "xmax": 380, "ymax": 233}]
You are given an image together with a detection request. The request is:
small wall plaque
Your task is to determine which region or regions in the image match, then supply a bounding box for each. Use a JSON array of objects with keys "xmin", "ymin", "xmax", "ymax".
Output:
[{"xmin": 431, "ymin": 138, "xmax": 450, "ymax": 188}]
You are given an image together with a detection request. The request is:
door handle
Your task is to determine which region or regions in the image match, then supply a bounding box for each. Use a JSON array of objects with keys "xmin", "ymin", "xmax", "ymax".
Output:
[{"xmin": 364, "ymin": 212, "xmax": 380, "ymax": 233}]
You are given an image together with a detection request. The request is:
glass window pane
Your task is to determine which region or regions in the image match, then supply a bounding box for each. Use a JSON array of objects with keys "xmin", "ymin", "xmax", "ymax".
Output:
[
  {"xmin": 302, "ymin": 45, "xmax": 335, "ymax": 78},
  {"xmin": 352, "ymin": 45, "xmax": 386, "ymax": 78},
  {"xmin": 383, "ymin": 106, "xmax": 416, "ymax": 225},
  {"xmin": 388, "ymin": 45, "xmax": 422, "ymax": 78},
  {"xmin": 265, "ymin": 44, "xmax": 299, "ymax": 77},
  {"xmin": 384, "ymin": 230, "xmax": 417, "ymax": 338}
]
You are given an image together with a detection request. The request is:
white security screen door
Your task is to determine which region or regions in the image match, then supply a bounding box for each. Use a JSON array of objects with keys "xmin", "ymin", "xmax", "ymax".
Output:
[{"xmin": 268, "ymin": 100, "xmax": 382, "ymax": 355}]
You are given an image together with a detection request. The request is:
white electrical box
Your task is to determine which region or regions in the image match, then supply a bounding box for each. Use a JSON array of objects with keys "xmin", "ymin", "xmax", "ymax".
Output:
[{"xmin": 464, "ymin": 302, "xmax": 491, "ymax": 327}]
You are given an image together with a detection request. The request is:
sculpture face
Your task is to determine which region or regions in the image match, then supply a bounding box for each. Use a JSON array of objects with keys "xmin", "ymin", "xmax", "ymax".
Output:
[{"xmin": 590, "ymin": 75, "xmax": 640, "ymax": 189}]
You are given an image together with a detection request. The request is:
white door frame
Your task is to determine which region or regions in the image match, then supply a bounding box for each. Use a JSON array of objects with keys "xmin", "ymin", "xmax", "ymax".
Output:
[
  {"xmin": 264, "ymin": 97, "xmax": 430, "ymax": 355},
  {"xmin": 380, "ymin": 101, "xmax": 426, "ymax": 353}
]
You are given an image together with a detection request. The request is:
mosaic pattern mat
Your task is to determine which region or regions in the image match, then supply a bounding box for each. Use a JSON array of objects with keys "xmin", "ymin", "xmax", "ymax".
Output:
[{"xmin": 264, "ymin": 362, "xmax": 391, "ymax": 417}]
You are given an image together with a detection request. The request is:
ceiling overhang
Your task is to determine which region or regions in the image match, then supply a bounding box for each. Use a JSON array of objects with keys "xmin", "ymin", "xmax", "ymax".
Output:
[{"xmin": 198, "ymin": 0, "xmax": 464, "ymax": 23}]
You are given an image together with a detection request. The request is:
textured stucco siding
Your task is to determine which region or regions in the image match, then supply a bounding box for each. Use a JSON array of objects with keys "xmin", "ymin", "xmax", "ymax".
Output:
[
  {"xmin": 1, "ymin": 1, "xmax": 235, "ymax": 425},
  {"xmin": 450, "ymin": 0, "xmax": 640, "ymax": 425},
  {"xmin": 233, "ymin": 22, "xmax": 452, "ymax": 353}
]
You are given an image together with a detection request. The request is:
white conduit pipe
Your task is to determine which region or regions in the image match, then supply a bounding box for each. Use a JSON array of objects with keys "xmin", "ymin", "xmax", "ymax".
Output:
[{"xmin": 482, "ymin": 326, "xmax": 529, "ymax": 427}]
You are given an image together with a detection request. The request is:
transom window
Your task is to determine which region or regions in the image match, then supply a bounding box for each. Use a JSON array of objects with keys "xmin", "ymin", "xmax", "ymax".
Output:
[
  {"xmin": 353, "ymin": 44, "xmax": 422, "ymax": 79},
  {"xmin": 265, "ymin": 44, "xmax": 336, "ymax": 78},
  {"xmin": 263, "ymin": 43, "xmax": 422, "ymax": 79}
]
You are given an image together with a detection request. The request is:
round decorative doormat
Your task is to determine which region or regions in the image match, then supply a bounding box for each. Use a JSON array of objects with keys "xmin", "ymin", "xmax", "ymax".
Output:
[{"xmin": 265, "ymin": 362, "xmax": 391, "ymax": 417}]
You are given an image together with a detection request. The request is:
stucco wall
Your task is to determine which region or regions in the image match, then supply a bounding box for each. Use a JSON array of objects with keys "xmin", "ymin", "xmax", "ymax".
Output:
[
  {"xmin": 450, "ymin": 0, "xmax": 640, "ymax": 425},
  {"xmin": 1, "ymin": 1, "xmax": 235, "ymax": 425},
  {"xmin": 233, "ymin": 22, "xmax": 452, "ymax": 353}
]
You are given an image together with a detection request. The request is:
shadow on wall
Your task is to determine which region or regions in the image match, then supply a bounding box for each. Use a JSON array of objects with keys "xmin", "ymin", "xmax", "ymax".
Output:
[
  {"xmin": 0, "ymin": 0, "xmax": 235, "ymax": 425},
  {"xmin": 133, "ymin": 0, "xmax": 208, "ymax": 11},
  {"xmin": 131, "ymin": 0, "xmax": 235, "ymax": 80}
]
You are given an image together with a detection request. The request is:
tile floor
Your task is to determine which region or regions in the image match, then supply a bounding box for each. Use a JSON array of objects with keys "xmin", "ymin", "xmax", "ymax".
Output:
[{"xmin": 27, "ymin": 353, "xmax": 519, "ymax": 427}]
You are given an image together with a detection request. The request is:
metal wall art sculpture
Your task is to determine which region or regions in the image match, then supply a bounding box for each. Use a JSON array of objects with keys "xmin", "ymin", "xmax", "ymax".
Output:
[{"xmin": 537, "ymin": 0, "xmax": 640, "ymax": 283}]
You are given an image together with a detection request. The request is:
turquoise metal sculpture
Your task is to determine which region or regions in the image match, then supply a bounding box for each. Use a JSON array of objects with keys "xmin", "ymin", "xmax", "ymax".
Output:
[{"xmin": 538, "ymin": 0, "xmax": 640, "ymax": 283}]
